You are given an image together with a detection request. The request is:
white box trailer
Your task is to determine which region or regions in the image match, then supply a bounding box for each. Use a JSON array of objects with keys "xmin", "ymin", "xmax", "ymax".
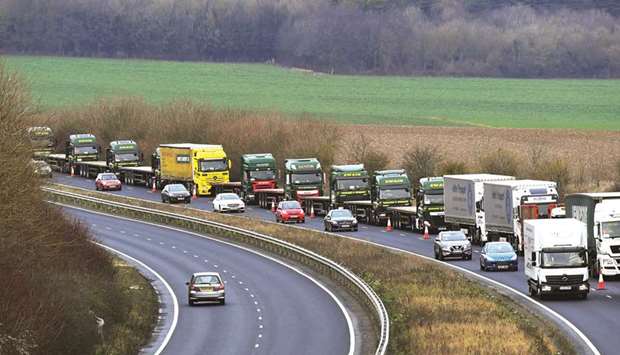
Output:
[
  {"xmin": 484, "ymin": 180, "xmax": 558, "ymax": 252},
  {"xmin": 443, "ymin": 174, "xmax": 515, "ymax": 244},
  {"xmin": 524, "ymin": 219, "xmax": 589, "ymax": 299}
]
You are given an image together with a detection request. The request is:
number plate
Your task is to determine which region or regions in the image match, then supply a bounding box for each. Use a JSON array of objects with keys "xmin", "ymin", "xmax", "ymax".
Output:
[
  {"xmin": 200, "ymin": 287, "xmax": 213, "ymax": 292},
  {"xmin": 341, "ymin": 224, "xmax": 350, "ymax": 228},
  {"xmin": 559, "ymin": 286, "xmax": 572, "ymax": 290},
  {"xmin": 498, "ymin": 265, "xmax": 509, "ymax": 270}
]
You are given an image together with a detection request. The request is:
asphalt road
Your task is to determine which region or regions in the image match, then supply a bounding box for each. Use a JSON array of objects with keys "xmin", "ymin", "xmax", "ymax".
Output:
[
  {"xmin": 53, "ymin": 173, "xmax": 620, "ymax": 355},
  {"xmin": 61, "ymin": 205, "xmax": 352, "ymax": 355}
]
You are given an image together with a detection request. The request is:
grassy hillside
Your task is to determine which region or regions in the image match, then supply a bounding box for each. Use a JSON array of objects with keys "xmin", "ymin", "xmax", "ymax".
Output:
[{"xmin": 6, "ymin": 55, "xmax": 620, "ymax": 130}]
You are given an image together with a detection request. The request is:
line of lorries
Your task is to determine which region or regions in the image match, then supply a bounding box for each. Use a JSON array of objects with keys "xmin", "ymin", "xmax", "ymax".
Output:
[{"xmin": 29, "ymin": 127, "xmax": 620, "ymax": 299}]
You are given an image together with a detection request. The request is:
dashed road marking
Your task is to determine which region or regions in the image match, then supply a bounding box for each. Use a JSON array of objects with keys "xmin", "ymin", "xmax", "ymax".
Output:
[
  {"xmin": 172, "ymin": 245, "xmax": 176, "ymax": 249},
  {"xmin": 120, "ymin": 230, "xmax": 126, "ymax": 234},
  {"xmin": 183, "ymin": 250, "xmax": 187, "ymax": 254},
  {"xmin": 204, "ymin": 259, "xmax": 208, "ymax": 263},
  {"xmin": 105, "ymin": 226, "xmax": 112, "ymax": 230},
  {"xmin": 147, "ymin": 238, "xmax": 152, "ymax": 241},
  {"xmin": 160, "ymin": 242, "xmax": 165, "ymax": 245},
  {"xmin": 254, "ymin": 344, "xmax": 260, "ymax": 348},
  {"xmin": 256, "ymin": 308, "xmax": 261, "ymax": 312},
  {"xmin": 133, "ymin": 233, "xmax": 140, "ymax": 237},
  {"xmin": 213, "ymin": 264, "xmax": 218, "ymax": 268},
  {"xmin": 399, "ymin": 233, "xmax": 406, "ymax": 237},
  {"xmin": 193, "ymin": 255, "xmax": 198, "ymax": 258}
]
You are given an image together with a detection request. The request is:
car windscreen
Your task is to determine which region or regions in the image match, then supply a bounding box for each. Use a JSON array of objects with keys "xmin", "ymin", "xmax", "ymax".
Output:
[
  {"xmin": 281, "ymin": 201, "xmax": 301, "ymax": 209},
  {"xmin": 194, "ymin": 275, "xmax": 220, "ymax": 284},
  {"xmin": 199, "ymin": 159, "xmax": 227, "ymax": 172},
  {"xmin": 379, "ymin": 188, "xmax": 410, "ymax": 200},
  {"xmin": 168, "ymin": 185, "xmax": 187, "ymax": 192},
  {"xmin": 291, "ymin": 173, "xmax": 321, "ymax": 184},
  {"xmin": 442, "ymin": 233, "xmax": 466, "ymax": 241},
  {"xmin": 331, "ymin": 210, "xmax": 353, "ymax": 218},
  {"xmin": 336, "ymin": 178, "xmax": 368, "ymax": 190},
  {"xmin": 115, "ymin": 153, "xmax": 138, "ymax": 161},
  {"xmin": 100, "ymin": 174, "xmax": 117, "ymax": 180},
  {"xmin": 602, "ymin": 221, "xmax": 620, "ymax": 238},
  {"xmin": 220, "ymin": 194, "xmax": 239, "ymax": 200},
  {"xmin": 249, "ymin": 170, "xmax": 275, "ymax": 180},
  {"xmin": 75, "ymin": 146, "xmax": 98, "ymax": 154},
  {"xmin": 541, "ymin": 250, "xmax": 587, "ymax": 268},
  {"xmin": 487, "ymin": 244, "xmax": 514, "ymax": 253}
]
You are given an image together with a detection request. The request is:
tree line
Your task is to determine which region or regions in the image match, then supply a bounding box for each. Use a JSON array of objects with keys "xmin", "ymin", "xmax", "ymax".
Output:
[{"xmin": 1, "ymin": 0, "xmax": 619, "ymax": 77}]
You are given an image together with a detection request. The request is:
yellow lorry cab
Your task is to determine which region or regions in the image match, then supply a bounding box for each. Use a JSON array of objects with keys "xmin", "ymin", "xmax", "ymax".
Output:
[{"xmin": 159, "ymin": 143, "xmax": 230, "ymax": 196}]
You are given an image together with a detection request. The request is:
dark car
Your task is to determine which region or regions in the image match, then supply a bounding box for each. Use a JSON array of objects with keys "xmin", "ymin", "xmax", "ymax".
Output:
[
  {"xmin": 324, "ymin": 208, "xmax": 358, "ymax": 232},
  {"xmin": 31, "ymin": 159, "xmax": 52, "ymax": 178},
  {"xmin": 161, "ymin": 184, "xmax": 191, "ymax": 204},
  {"xmin": 480, "ymin": 241, "xmax": 518, "ymax": 271},
  {"xmin": 433, "ymin": 231, "xmax": 472, "ymax": 260},
  {"xmin": 95, "ymin": 172, "xmax": 121, "ymax": 191},
  {"xmin": 275, "ymin": 200, "xmax": 305, "ymax": 223}
]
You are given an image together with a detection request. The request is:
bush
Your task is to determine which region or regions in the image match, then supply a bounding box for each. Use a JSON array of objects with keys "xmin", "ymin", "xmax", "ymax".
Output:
[
  {"xmin": 346, "ymin": 132, "xmax": 390, "ymax": 174},
  {"xmin": 402, "ymin": 146, "xmax": 442, "ymax": 186},
  {"xmin": 478, "ymin": 148, "xmax": 520, "ymax": 177},
  {"xmin": 438, "ymin": 160, "xmax": 469, "ymax": 175}
]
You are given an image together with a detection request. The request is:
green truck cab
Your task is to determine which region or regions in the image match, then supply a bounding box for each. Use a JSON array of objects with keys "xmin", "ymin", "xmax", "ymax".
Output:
[
  {"xmin": 65, "ymin": 134, "xmax": 100, "ymax": 163},
  {"xmin": 106, "ymin": 140, "xmax": 142, "ymax": 170},
  {"xmin": 370, "ymin": 169, "xmax": 412, "ymax": 223},
  {"xmin": 415, "ymin": 177, "xmax": 446, "ymax": 232},
  {"xmin": 330, "ymin": 164, "xmax": 370, "ymax": 207},
  {"xmin": 241, "ymin": 153, "xmax": 277, "ymax": 202},
  {"xmin": 284, "ymin": 158, "xmax": 323, "ymax": 200},
  {"xmin": 27, "ymin": 126, "xmax": 56, "ymax": 160}
]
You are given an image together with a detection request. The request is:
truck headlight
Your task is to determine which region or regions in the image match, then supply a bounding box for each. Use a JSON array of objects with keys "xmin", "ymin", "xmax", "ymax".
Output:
[{"xmin": 603, "ymin": 259, "xmax": 615, "ymax": 266}]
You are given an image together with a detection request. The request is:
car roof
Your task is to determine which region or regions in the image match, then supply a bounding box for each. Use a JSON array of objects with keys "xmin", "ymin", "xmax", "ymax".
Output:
[{"xmin": 193, "ymin": 272, "xmax": 221, "ymax": 277}]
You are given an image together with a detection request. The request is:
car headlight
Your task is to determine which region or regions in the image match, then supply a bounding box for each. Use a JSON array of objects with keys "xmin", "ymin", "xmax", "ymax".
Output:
[
  {"xmin": 331, "ymin": 221, "xmax": 339, "ymax": 225},
  {"xmin": 485, "ymin": 256, "xmax": 495, "ymax": 262},
  {"xmin": 510, "ymin": 254, "xmax": 517, "ymax": 261},
  {"xmin": 464, "ymin": 244, "xmax": 471, "ymax": 250},
  {"xmin": 442, "ymin": 246, "xmax": 451, "ymax": 251},
  {"xmin": 352, "ymin": 220, "xmax": 358, "ymax": 224}
]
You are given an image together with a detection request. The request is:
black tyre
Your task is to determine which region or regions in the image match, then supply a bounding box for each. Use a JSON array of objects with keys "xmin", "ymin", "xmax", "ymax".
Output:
[
  {"xmin": 220, "ymin": 299, "xmax": 226, "ymax": 305},
  {"xmin": 480, "ymin": 262, "xmax": 485, "ymax": 271},
  {"xmin": 188, "ymin": 298, "xmax": 194, "ymax": 306}
]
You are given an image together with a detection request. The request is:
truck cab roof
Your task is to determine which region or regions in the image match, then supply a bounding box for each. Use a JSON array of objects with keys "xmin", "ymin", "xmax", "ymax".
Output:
[
  {"xmin": 443, "ymin": 173, "xmax": 515, "ymax": 182},
  {"xmin": 285, "ymin": 158, "xmax": 321, "ymax": 171},
  {"xmin": 331, "ymin": 164, "xmax": 365, "ymax": 172}
]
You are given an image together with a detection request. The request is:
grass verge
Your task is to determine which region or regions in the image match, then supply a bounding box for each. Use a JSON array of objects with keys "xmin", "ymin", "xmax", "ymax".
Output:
[
  {"xmin": 50, "ymin": 183, "xmax": 575, "ymax": 354},
  {"xmin": 94, "ymin": 257, "xmax": 159, "ymax": 355}
]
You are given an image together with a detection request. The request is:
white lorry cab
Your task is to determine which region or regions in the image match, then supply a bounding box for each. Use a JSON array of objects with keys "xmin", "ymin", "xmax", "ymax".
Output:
[
  {"xmin": 524, "ymin": 219, "xmax": 589, "ymax": 299},
  {"xmin": 566, "ymin": 193, "xmax": 620, "ymax": 277}
]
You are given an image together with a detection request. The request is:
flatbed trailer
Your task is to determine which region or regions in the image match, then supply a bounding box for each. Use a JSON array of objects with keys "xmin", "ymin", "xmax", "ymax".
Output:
[
  {"xmin": 342, "ymin": 200, "xmax": 373, "ymax": 223},
  {"xmin": 299, "ymin": 196, "xmax": 330, "ymax": 216},
  {"xmin": 118, "ymin": 165, "xmax": 155, "ymax": 187},
  {"xmin": 47, "ymin": 154, "xmax": 110, "ymax": 177},
  {"xmin": 47, "ymin": 154, "xmax": 68, "ymax": 172},
  {"xmin": 387, "ymin": 206, "xmax": 418, "ymax": 230},
  {"xmin": 255, "ymin": 188, "xmax": 284, "ymax": 209},
  {"xmin": 212, "ymin": 181, "xmax": 242, "ymax": 195}
]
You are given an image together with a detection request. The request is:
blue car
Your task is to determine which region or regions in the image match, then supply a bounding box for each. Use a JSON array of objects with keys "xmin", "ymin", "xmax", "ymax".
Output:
[{"xmin": 480, "ymin": 242, "xmax": 518, "ymax": 271}]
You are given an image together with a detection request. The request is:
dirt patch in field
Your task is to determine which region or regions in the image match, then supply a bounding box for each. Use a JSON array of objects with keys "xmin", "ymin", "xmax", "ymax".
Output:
[{"xmin": 338, "ymin": 125, "xmax": 620, "ymax": 189}]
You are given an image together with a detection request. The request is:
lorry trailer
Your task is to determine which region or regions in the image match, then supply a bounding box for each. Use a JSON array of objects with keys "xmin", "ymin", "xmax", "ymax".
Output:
[
  {"xmin": 524, "ymin": 218, "xmax": 589, "ymax": 299},
  {"xmin": 565, "ymin": 192, "xmax": 620, "ymax": 277},
  {"xmin": 444, "ymin": 174, "xmax": 515, "ymax": 245},
  {"xmin": 483, "ymin": 179, "xmax": 558, "ymax": 253}
]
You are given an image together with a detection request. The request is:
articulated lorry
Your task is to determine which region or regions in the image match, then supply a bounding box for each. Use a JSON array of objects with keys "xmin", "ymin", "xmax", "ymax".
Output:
[
  {"xmin": 524, "ymin": 219, "xmax": 590, "ymax": 299},
  {"xmin": 239, "ymin": 153, "xmax": 277, "ymax": 202},
  {"xmin": 27, "ymin": 126, "xmax": 56, "ymax": 160},
  {"xmin": 344, "ymin": 169, "xmax": 412, "ymax": 225},
  {"xmin": 47, "ymin": 134, "xmax": 101, "ymax": 174},
  {"xmin": 414, "ymin": 177, "xmax": 446, "ymax": 232},
  {"xmin": 300, "ymin": 164, "xmax": 370, "ymax": 216},
  {"xmin": 483, "ymin": 180, "xmax": 559, "ymax": 253},
  {"xmin": 106, "ymin": 140, "xmax": 142, "ymax": 170},
  {"xmin": 256, "ymin": 158, "xmax": 323, "ymax": 210},
  {"xmin": 444, "ymin": 174, "xmax": 515, "ymax": 244},
  {"xmin": 565, "ymin": 193, "xmax": 620, "ymax": 277}
]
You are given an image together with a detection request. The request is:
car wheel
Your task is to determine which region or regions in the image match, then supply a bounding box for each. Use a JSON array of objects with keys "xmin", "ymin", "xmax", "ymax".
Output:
[
  {"xmin": 118, "ymin": 186, "xmax": 122, "ymax": 191},
  {"xmin": 188, "ymin": 298, "xmax": 194, "ymax": 306},
  {"xmin": 96, "ymin": 185, "xmax": 99, "ymax": 191},
  {"xmin": 480, "ymin": 262, "xmax": 484, "ymax": 271},
  {"xmin": 513, "ymin": 266, "xmax": 518, "ymax": 272},
  {"xmin": 353, "ymin": 227, "xmax": 358, "ymax": 232},
  {"xmin": 434, "ymin": 251, "xmax": 438, "ymax": 260},
  {"xmin": 438, "ymin": 252, "xmax": 443, "ymax": 261},
  {"xmin": 220, "ymin": 298, "xmax": 226, "ymax": 305}
]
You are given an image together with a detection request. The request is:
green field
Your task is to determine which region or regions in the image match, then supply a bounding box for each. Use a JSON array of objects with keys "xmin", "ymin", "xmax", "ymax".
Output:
[{"xmin": 5, "ymin": 55, "xmax": 620, "ymax": 129}]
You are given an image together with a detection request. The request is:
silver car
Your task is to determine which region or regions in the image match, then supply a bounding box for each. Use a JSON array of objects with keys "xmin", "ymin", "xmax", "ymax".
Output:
[
  {"xmin": 186, "ymin": 272, "xmax": 225, "ymax": 306},
  {"xmin": 433, "ymin": 231, "xmax": 472, "ymax": 260}
]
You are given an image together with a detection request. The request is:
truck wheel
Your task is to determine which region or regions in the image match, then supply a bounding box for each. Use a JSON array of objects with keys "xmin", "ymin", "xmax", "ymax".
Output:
[{"xmin": 528, "ymin": 285, "xmax": 535, "ymax": 297}]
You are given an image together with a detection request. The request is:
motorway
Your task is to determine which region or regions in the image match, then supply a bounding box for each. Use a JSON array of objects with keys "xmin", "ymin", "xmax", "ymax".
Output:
[
  {"xmin": 61, "ymin": 206, "xmax": 352, "ymax": 355},
  {"xmin": 53, "ymin": 173, "xmax": 620, "ymax": 355}
]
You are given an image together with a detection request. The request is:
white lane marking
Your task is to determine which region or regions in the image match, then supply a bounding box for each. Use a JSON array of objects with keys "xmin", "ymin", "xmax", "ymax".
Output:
[
  {"xmin": 361, "ymin": 226, "xmax": 368, "ymax": 229},
  {"xmin": 254, "ymin": 301, "xmax": 259, "ymax": 305},
  {"xmin": 258, "ymin": 324, "xmax": 263, "ymax": 329},
  {"xmin": 95, "ymin": 243, "xmax": 178, "ymax": 355},
  {"xmin": 193, "ymin": 255, "xmax": 199, "ymax": 258},
  {"xmin": 147, "ymin": 238, "xmax": 152, "ymax": 241},
  {"xmin": 120, "ymin": 230, "xmax": 126, "ymax": 234},
  {"xmin": 213, "ymin": 264, "xmax": 218, "ymax": 268},
  {"xmin": 160, "ymin": 242, "xmax": 165, "ymax": 245},
  {"xmin": 258, "ymin": 334, "xmax": 262, "ymax": 338},
  {"xmin": 204, "ymin": 259, "xmax": 208, "ymax": 263},
  {"xmin": 172, "ymin": 245, "xmax": 176, "ymax": 249},
  {"xmin": 254, "ymin": 344, "xmax": 259, "ymax": 348},
  {"xmin": 250, "ymin": 294, "xmax": 255, "ymax": 298},
  {"xmin": 105, "ymin": 226, "xmax": 112, "ymax": 230},
  {"xmin": 399, "ymin": 233, "xmax": 406, "ymax": 237},
  {"xmin": 474, "ymin": 250, "xmax": 480, "ymax": 254},
  {"xmin": 239, "ymin": 281, "xmax": 243, "ymax": 285},
  {"xmin": 257, "ymin": 308, "xmax": 261, "ymax": 312},
  {"xmin": 183, "ymin": 250, "xmax": 187, "ymax": 253},
  {"xmin": 231, "ymin": 275, "xmax": 236, "ymax": 278},
  {"xmin": 54, "ymin": 204, "xmax": 356, "ymax": 355},
  {"xmin": 133, "ymin": 233, "xmax": 140, "ymax": 237},
  {"xmin": 91, "ymin": 224, "xmax": 97, "ymax": 227},
  {"xmin": 258, "ymin": 316, "xmax": 262, "ymax": 321}
]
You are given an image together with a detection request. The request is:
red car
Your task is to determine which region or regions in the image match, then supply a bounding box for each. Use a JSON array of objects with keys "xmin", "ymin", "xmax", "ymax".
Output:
[
  {"xmin": 275, "ymin": 200, "xmax": 305, "ymax": 224},
  {"xmin": 95, "ymin": 173, "xmax": 122, "ymax": 191}
]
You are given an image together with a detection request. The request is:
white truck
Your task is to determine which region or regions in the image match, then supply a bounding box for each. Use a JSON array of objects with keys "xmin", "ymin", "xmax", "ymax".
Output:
[
  {"xmin": 443, "ymin": 174, "xmax": 515, "ymax": 245},
  {"xmin": 565, "ymin": 193, "xmax": 620, "ymax": 277},
  {"xmin": 524, "ymin": 219, "xmax": 589, "ymax": 299},
  {"xmin": 483, "ymin": 180, "xmax": 558, "ymax": 253}
]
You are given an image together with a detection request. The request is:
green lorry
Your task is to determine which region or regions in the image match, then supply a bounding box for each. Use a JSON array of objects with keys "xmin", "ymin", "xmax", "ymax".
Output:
[
  {"xmin": 239, "ymin": 153, "xmax": 278, "ymax": 202},
  {"xmin": 414, "ymin": 177, "xmax": 446, "ymax": 231},
  {"xmin": 284, "ymin": 158, "xmax": 324, "ymax": 200},
  {"xmin": 106, "ymin": 140, "xmax": 142, "ymax": 170},
  {"xmin": 27, "ymin": 126, "xmax": 56, "ymax": 160}
]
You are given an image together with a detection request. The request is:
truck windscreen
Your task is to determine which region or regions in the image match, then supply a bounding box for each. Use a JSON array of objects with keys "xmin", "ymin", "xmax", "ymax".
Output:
[
  {"xmin": 541, "ymin": 250, "xmax": 587, "ymax": 268},
  {"xmin": 336, "ymin": 178, "xmax": 368, "ymax": 190},
  {"xmin": 199, "ymin": 159, "xmax": 227, "ymax": 172},
  {"xmin": 116, "ymin": 153, "xmax": 138, "ymax": 161},
  {"xmin": 249, "ymin": 170, "xmax": 275, "ymax": 180},
  {"xmin": 424, "ymin": 193, "xmax": 444, "ymax": 205},
  {"xmin": 379, "ymin": 188, "xmax": 410, "ymax": 200},
  {"xmin": 75, "ymin": 146, "xmax": 98, "ymax": 154},
  {"xmin": 291, "ymin": 173, "xmax": 321, "ymax": 184},
  {"xmin": 602, "ymin": 221, "xmax": 620, "ymax": 238}
]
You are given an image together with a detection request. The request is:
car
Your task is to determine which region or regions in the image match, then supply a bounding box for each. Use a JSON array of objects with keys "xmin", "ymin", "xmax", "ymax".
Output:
[
  {"xmin": 324, "ymin": 208, "xmax": 358, "ymax": 232},
  {"xmin": 95, "ymin": 172, "xmax": 121, "ymax": 191},
  {"xmin": 186, "ymin": 272, "xmax": 225, "ymax": 306},
  {"xmin": 480, "ymin": 241, "xmax": 518, "ymax": 271},
  {"xmin": 31, "ymin": 159, "xmax": 52, "ymax": 178},
  {"xmin": 434, "ymin": 231, "xmax": 472, "ymax": 260},
  {"xmin": 213, "ymin": 193, "xmax": 245, "ymax": 213},
  {"xmin": 161, "ymin": 184, "xmax": 191, "ymax": 204},
  {"xmin": 275, "ymin": 200, "xmax": 305, "ymax": 224}
]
